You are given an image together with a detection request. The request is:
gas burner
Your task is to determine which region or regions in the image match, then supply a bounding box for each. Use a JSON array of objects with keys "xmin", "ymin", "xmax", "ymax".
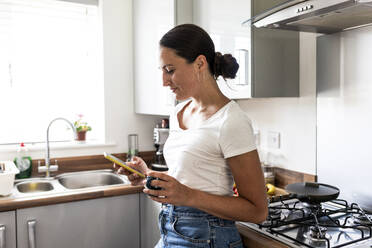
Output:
[
  {"xmin": 309, "ymin": 226, "xmax": 328, "ymax": 239},
  {"xmin": 352, "ymin": 213, "xmax": 372, "ymax": 226},
  {"xmin": 303, "ymin": 226, "xmax": 331, "ymax": 243},
  {"xmin": 249, "ymin": 198, "xmax": 372, "ymax": 248},
  {"xmin": 281, "ymin": 207, "xmax": 310, "ymax": 221},
  {"xmin": 268, "ymin": 208, "xmax": 282, "ymax": 220},
  {"xmin": 301, "ymin": 202, "xmax": 322, "ymax": 211}
]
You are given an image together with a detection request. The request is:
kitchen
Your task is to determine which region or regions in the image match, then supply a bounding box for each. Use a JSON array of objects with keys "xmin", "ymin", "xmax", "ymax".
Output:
[{"xmin": 0, "ymin": 0, "xmax": 371, "ymax": 247}]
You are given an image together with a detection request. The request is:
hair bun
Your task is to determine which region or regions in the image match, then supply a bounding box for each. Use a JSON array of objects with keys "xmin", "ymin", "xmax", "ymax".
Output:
[{"xmin": 213, "ymin": 52, "xmax": 239, "ymax": 80}]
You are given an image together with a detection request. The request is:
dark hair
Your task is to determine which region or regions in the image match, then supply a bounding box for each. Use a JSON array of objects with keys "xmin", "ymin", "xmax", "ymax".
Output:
[{"xmin": 159, "ymin": 24, "xmax": 239, "ymax": 80}]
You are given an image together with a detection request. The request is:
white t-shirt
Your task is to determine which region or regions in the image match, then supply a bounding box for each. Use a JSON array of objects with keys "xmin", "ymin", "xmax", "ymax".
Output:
[{"xmin": 163, "ymin": 100, "xmax": 256, "ymax": 196}]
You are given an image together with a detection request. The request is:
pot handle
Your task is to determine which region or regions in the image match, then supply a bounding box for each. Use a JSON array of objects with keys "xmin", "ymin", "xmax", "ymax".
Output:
[{"xmin": 305, "ymin": 182, "xmax": 319, "ymax": 188}]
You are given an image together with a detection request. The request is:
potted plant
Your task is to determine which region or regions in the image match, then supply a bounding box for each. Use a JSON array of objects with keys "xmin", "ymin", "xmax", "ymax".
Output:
[{"xmin": 74, "ymin": 114, "xmax": 92, "ymax": 141}]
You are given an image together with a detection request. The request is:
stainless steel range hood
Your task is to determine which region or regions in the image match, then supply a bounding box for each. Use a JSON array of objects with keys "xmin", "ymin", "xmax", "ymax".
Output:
[{"xmin": 243, "ymin": 0, "xmax": 372, "ymax": 34}]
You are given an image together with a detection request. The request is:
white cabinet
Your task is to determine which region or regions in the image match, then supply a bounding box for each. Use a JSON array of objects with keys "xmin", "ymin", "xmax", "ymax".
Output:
[
  {"xmin": 140, "ymin": 193, "xmax": 162, "ymax": 248},
  {"xmin": 134, "ymin": 0, "xmax": 299, "ymax": 115},
  {"xmin": 193, "ymin": 0, "xmax": 299, "ymax": 98},
  {"xmin": 134, "ymin": 0, "xmax": 193, "ymax": 115},
  {"xmin": 0, "ymin": 211, "xmax": 16, "ymax": 248},
  {"xmin": 16, "ymin": 194, "xmax": 140, "ymax": 248}
]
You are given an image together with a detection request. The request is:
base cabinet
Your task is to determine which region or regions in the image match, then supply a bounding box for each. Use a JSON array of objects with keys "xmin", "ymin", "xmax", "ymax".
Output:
[
  {"xmin": 140, "ymin": 193, "xmax": 162, "ymax": 248},
  {"xmin": 0, "ymin": 211, "xmax": 16, "ymax": 248},
  {"xmin": 16, "ymin": 194, "xmax": 140, "ymax": 248}
]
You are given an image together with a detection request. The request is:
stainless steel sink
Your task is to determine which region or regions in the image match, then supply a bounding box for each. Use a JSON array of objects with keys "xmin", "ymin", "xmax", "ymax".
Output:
[
  {"xmin": 16, "ymin": 181, "xmax": 54, "ymax": 193},
  {"xmin": 56, "ymin": 170, "xmax": 126, "ymax": 189}
]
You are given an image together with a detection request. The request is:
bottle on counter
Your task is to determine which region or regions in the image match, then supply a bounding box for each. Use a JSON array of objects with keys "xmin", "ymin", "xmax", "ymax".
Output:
[
  {"xmin": 14, "ymin": 142, "xmax": 32, "ymax": 179},
  {"xmin": 127, "ymin": 134, "xmax": 139, "ymax": 162}
]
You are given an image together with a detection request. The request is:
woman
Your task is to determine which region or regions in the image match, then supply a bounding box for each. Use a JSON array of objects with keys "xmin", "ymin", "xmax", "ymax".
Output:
[{"xmin": 114, "ymin": 24, "xmax": 268, "ymax": 248}]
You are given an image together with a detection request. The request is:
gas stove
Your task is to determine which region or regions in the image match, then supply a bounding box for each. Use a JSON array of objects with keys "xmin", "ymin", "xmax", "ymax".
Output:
[{"xmin": 241, "ymin": 195, "xmax": 372, "ymax": 248}]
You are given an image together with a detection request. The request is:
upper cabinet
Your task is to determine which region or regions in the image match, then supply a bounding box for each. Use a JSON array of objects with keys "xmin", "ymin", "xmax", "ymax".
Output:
[
  {"xmin": 193, "ymin": 0, "xmax": 299, "ymax": 98},
  {"xmin": 134, "ymin": 0, "xmax": 299, "ymax": 115},
  {"xmin": 134, "ymin": 0, "xmax": 192, "ymax": 115}
]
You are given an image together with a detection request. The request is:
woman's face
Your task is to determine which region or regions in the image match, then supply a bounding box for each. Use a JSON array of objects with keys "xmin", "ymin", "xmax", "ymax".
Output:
[{"xmin": 159, "ymin": 47, "xmax": 199, "ymax": 101}]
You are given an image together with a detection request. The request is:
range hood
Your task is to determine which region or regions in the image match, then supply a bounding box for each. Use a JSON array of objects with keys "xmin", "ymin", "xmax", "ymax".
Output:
[{"xmin": 243, "ymin": 0, "xmax": 372, "ymax": 34}]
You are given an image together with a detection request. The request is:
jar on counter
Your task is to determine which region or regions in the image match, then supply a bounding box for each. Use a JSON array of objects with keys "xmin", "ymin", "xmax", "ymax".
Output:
[{"xmin": 262, "ymin": 164, "xmax": 275, "ymax": 185}]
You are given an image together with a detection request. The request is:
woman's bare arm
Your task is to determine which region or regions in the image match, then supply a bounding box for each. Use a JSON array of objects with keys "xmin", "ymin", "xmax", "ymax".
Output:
[{"xmin": 145, "ymin": 150, "xmax": 268, "ymax": 223}]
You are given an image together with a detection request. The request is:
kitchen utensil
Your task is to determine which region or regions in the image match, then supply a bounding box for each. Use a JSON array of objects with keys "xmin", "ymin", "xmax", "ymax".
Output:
[
  {"xmin": 0, "ymin": 161, "xmax": 20, "ymax": 196},
  {"xmin": 152, "ymin": 121, "xmax": 169, "ymax": 171},
  {"xmin": 285, "ymin": 182, "xmax": 340, "ymax": 203}
]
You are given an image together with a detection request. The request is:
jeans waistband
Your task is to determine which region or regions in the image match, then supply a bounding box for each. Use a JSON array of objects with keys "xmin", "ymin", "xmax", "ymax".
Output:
[{"xmin": 161, "ymin": 204, "xmax": 236, "ymax": 226}]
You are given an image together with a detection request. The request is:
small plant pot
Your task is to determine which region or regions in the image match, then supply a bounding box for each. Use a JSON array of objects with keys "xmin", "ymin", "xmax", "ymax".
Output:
[{"xmin": 76, "ymin": 131, "xmax": 87, "ymax": 141}]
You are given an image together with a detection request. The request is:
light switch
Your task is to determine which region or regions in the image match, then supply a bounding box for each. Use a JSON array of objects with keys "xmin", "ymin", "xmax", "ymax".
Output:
[{"xmin": 267, "ymin": 131, "xmax": 280, "ymax": 149}]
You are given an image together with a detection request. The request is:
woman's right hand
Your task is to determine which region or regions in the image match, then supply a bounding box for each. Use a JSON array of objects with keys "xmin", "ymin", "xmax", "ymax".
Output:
[{"xmin": 113, "ymin": 156, "xmax": 149, "ymax": 186}]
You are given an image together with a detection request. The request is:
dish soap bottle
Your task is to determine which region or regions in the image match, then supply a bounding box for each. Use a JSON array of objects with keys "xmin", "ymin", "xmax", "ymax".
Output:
[{"xmin": 14, "ymin": 142, "xmax": 32, "ymax": 179}]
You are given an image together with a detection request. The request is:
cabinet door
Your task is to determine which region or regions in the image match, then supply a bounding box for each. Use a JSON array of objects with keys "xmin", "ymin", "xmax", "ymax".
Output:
[
  {"xmin": 17, "ymin": 194, "xmax": 140, "ymax": 248},
  {"xmin": 134, "ymin": 0, "xmax": 176, "ymax": 115},
  {"xmin": 134, "ymin": 0, "xmax": 193, "ymax": 115},
  {"xmin": 0, "ymin": 211, "xmax": 16, "ymax": 248},
  {"xmin": 193, "ymin": 0, "xmax": 299, "ymax": 98},
  {"xmin": 140, "ymin": 193, "xmax": 162, "ymax": 248},
  {"xmin": 193, "ymin": 0, "xmax": 253, "ymax": 99}
]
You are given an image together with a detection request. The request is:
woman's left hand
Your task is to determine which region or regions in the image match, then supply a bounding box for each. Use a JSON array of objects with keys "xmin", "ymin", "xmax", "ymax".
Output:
[{"xmin": 143, "ymin": 171, "xmax": 194, "ymax": 206}]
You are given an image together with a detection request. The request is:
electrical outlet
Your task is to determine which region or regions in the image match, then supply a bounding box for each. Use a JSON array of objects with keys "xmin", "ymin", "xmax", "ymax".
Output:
[{"xmin": 267, "ymin": 131, "xmax": 280, "ymax": 149}]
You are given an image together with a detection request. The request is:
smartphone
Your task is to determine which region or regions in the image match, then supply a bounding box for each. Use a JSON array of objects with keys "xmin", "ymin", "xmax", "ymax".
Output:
[{"xmin": 103, "ymin": 152, "xmax": 145, "ymax": 178}]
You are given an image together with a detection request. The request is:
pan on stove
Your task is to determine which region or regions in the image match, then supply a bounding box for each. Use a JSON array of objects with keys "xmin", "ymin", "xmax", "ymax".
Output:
[{"xmin": 285, "ymin": 182, "xmax": 340, "ymax": 203}]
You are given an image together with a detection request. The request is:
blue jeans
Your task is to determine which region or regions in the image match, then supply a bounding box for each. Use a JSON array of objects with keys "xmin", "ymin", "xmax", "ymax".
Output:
[{"xmin": 155, "ymin": 204, "xmax": 243, "ymax": 248}]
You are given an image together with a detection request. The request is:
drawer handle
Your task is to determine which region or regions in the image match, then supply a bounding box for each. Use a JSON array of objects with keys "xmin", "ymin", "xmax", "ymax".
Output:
[
  {"xmin": 0, "ymin": 225, "xmax": 5, "ymax": 248},
  {"xmin": 27, "ymin": 220, "xmax": 37, "ymax": 248}
]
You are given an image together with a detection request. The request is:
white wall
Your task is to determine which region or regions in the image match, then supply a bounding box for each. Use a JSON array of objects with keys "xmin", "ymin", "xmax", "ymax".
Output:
[
  {"xmin": 0, "ymin": 0, "xmax": 162, "ymax": 161},
  {"xmin": 238, "ymin": 32, "xmax": 317, "ymax": 175}
]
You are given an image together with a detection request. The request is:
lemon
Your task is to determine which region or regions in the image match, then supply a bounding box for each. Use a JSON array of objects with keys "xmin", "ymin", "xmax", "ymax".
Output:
[{"xmin": 266, "ymin": 183, "xmax": 276, "ymax": 195}]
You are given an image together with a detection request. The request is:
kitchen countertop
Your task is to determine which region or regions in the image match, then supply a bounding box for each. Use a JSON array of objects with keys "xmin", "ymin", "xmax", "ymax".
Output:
[
  {"xmin": 0, "ymin": 182, "xmax": 287, "ymax": 213},
  {"xmin": 0, "ymin": 183, "xmax": 143, "ymax": 212}
]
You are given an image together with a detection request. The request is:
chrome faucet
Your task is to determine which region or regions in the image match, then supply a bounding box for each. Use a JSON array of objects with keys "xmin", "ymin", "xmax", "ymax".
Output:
[{"xmin": 38, "ymin": 117, "xmax": 77, "ymax": 177}]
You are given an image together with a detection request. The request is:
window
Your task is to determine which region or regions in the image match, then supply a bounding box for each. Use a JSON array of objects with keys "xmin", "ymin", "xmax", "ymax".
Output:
[{"xmin": 0, "ymin": 0, "xmax": 104, "ymax": 145}]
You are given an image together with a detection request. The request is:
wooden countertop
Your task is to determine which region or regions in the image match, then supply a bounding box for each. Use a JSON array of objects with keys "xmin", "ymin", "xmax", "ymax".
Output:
[
  {"xmin": 0, "ymin": 184, "xmax": 143, "ymax": 212},
  {"xmin": 1, "ymin": 182, "xmax": 288, "ymax": 213}
]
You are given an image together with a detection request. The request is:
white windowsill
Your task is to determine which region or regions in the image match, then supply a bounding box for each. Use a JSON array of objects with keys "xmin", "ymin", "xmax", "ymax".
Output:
[{"xmin": 0, "ymin": 140, "xmax": 117, "ymax": 153}]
